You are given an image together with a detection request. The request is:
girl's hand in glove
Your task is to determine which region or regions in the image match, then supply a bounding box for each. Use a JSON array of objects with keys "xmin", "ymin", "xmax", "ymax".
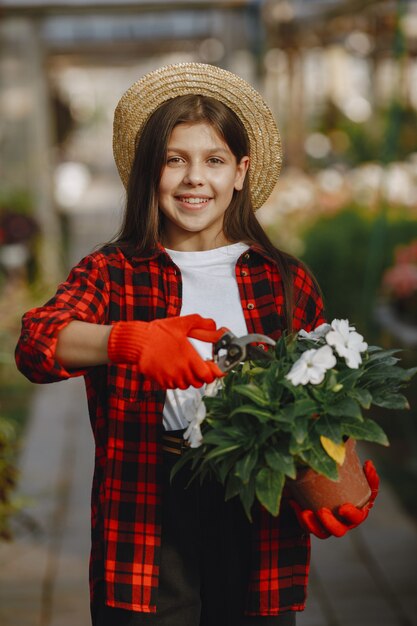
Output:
[
  {"xmin": 107, "ymin": 314, "xmax": 225, "ymax": 389},
  {"xmin": 289, "ymin": 460, "xmax": 379, "ymax": 539}
]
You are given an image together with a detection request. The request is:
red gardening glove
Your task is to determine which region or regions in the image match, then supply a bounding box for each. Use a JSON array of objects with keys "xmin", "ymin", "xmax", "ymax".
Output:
[
  {"xmin": 107, "ymin": 314, "xmax": 225, "ymax": 389},
  {"xmin": 289, "ymin": 461, "xmax": 379, "ymax": 539}
]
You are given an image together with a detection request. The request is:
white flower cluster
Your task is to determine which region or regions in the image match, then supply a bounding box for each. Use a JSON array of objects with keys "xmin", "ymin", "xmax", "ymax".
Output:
[{"xmin": 286, "ymin": 319, "xmax": 368, "ymax": 386}]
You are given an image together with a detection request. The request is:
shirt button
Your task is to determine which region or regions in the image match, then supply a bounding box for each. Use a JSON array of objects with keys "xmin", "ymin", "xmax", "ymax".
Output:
[
  {"xmin": 241, "ymin": 270, "xmax": 248, "ymax": 277},
  {"xmin": 247, "ymin": 303, "xmax": 255, "ymax": 310}
]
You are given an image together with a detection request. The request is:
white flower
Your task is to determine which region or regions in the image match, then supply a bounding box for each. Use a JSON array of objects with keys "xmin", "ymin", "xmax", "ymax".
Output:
[
  {"xmin": 183, "ymin": 378, "xmax": 222, "ymax": 448},
  {"xmin": 299, "ymin": 323, "xmax": 331, "ymax": 341},
  {"xmin": 325, "ymin": 319, "xmax": 368, "ymax": 369},
  {"xmin": 205, "ymin": 378, "xmax": 222, "ymax": 397},
  {"xmin": 184, "ymin": 422, "xmax": 204, "ymax": 448},
  {"xmin": 286, "ymin": 345, "xmax": 336, "ymax": 386},
  {"xmin": 183, "ymin": 398, "xmax": 206, "ymax": 448}
]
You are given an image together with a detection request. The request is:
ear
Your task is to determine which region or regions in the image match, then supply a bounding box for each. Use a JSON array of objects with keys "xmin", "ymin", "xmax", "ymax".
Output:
[{"xmin": 234, "ymin": 156, "xmax": 250, "ymax": 191}]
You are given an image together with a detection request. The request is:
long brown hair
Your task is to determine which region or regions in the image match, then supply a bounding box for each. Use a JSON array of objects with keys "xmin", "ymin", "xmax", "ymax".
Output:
[{"xmin": 114, "ymin": 94, "xmax": 308, "ymax": 330}]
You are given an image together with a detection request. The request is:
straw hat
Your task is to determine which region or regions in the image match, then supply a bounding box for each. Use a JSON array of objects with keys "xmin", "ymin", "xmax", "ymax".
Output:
[{"xmin": 113, "ymin": 62, "xmax": 282, "ymax": 210}]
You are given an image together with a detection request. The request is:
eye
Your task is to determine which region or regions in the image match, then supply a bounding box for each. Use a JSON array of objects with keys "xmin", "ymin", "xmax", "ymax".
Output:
[
  {"xmin": 208, "ymin": 157, "xmax": 224, "ymax": 164},
  {"xmin": 167, "ymin": 156, "xmax": 184, "ymax": 165}
]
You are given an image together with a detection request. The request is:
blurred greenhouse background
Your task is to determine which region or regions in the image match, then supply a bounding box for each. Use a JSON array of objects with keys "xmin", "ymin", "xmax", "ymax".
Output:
[{"xmin": 0, "ymin": 0, "xmax": 416, "ymax": 595}]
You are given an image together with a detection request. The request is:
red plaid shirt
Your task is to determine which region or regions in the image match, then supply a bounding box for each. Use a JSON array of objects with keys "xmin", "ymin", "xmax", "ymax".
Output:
[{"xmin": 15, "ymin": 243, "xmax": 325, "ymax": 615}]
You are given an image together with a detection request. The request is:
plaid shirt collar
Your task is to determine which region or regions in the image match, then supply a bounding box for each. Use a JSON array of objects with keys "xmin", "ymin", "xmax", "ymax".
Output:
[{"xmin": 125, "ymin": 241, "xmax": 275, "ymax": 265}]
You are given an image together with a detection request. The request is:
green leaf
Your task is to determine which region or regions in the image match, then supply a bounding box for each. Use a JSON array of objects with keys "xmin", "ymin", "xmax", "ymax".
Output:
[
  {"xmin": 272, "ymin": 405, "xmax": 298, "ymax": 424},
  {"xmin": 350, "ymin": 388, "xmax": 372, "ymax": 409},
  {"xmin": 248, "ymin": 366, "xmax": 269, "ymax": 376},
  {"xmin": 275, "ymin": 334, "xmax": 288, "ymax": 360},
  {"xmin": 202, "ymin": 430, "xmax": 238, "ymax": 446},
  {"xmin": 216, "ymin": 449, "xmax": 242, "ymax": 483},
  {"xmin": 337, "ymin": 368, "xmax": 363, "ymax": 387},
  {"xmin": 404, "ymin": 366, "xmax": 417, "ymax": 381},
  {"xmin": 233, "ymin": 384, "xmax": 271, "ymax": 407},
  {"xmin": 362, "ymin": 365, "xmax": 409, "ymax": 382},
  {"xmin": 315, "ymin": 416, "xmax": 343, "ymax": 443},
  {"xmin": 292, "ymin": 398, "xmax": 318, "ymax": 418},
  {"xmin": 366, "ymin": 347, "xmax": 401, "ymax": 362},
  {"xmin": 298, "ymin": 447, "xmax": 339, "ymax": 481},
  {"xmin": 264, "ymin": 447, "xmax": 296, "ymax": 479},
  {"xmin": 235, "ymin": 448, "xmax": 259, "ymax": 484},
  {"xmin": 326, "ymin": 396, "xmax": 362, "ymax": 419},
  {"xmin": 225, "ymin": 473, "xmax": 243, "ymax": 501},
  {"xmin": 256, "ymin": 424, "xmax": 279, "ymax": 446},
  {"xmin": 255, "ymin": 467, "xmax": 285, "ymax": 517},
  {"xmin": 371, "ymin": 392, "xmax": 410, "ymax": 410},
  {"xmin": 169, "ymin": 449, "xmax": 194, "ymax": 482},
  {"xmin": 341, "ymin": 418, "xmax": 389, "ymax": 446},
  {"xmin": 293, "ymin": 416, "xmax": 309, "ymax": 444},
  {"xmin": 289, "ymin": 437, "xmax": 307, "ymax": 456},
  {"xmin": 203, "ymin": 444, "xmax": 241, "ymax": 462},
  {"xmin": 230, "ymin": 405, "xmax": 273, "ymax": 422},
  {"xmin": 239, "ymin": 477, "xmax": 256, "ymax": 521}
]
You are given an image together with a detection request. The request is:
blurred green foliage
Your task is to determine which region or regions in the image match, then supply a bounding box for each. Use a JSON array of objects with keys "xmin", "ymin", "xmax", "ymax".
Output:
[
  {"xmin": 0, "ymin": 416, "xmax": 19, "ymax": 540},
  {"xmin": 308, "ymin": 102, "xmax": 417, "ymax": 169},
  {"xmin": 0, "ymin": 312, "xmax": 34, "ymax": 540},
  {"xmin": 300, "ymin": 206, "xmax": 417, "ymax": 332},
  {"xmin": 0, "ymin": 189, "xmax": 33, "ymax": 216}
]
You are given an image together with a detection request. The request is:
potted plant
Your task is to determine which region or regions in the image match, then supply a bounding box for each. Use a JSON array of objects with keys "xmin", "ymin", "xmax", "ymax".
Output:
[{"xmin": 173, "ymin": 320, "xmax": 417, "ymax": 520}]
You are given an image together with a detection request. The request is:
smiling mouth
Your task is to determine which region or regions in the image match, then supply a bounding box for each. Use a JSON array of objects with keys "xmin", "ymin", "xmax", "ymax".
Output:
[{"xmin": 175, "ymin": 196, "xmax": 212, "ymax": 205}]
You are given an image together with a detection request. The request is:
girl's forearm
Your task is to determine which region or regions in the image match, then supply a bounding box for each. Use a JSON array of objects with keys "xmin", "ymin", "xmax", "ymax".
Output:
[{"xmin": 55, "ymin": 320, "xmax": 113, "ymax": 367}]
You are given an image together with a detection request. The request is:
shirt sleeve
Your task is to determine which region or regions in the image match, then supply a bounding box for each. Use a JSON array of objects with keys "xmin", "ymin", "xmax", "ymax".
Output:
[
  {"xmin": 291, "ymin": 262, "xmax": 326, "ymax": 332},
  {"xmin": 15, "ymin": 253, "xmax": 110, "ymax": 384}
]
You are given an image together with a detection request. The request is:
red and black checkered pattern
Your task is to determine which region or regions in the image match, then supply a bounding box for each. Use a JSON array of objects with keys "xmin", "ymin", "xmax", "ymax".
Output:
[{"xmin": 15, "ymin": 243, "xmax": 325, "ymax": 616}]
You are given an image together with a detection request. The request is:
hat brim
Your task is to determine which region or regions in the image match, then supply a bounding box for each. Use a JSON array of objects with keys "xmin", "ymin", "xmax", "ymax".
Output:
[{"xmin": 113, "ymin": 62, "xmax": 282, "ymax": 210}]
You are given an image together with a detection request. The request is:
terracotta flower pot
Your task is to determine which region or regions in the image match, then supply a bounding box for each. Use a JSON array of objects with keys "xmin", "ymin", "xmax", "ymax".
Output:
[{"xmin": 289, "ymin": 439, "xmax": 371, "ymax": 513}]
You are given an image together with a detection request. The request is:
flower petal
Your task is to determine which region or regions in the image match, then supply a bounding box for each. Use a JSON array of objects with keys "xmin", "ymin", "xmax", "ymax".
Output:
[
  {"xmin": 308, "ymin": 367, "xmax": 326, "ymax": 384},
  {"xmin": 326, "ymin": 329, "xmax": 345, "ymax": 352},
  {"xmin": 299, "ymin": 323, "xmax": 331, "ymax": 340},
  {"xmin": 286, "ymin": 359, "xmax": 309, "ymax": 386},
  {"xmin": 344, "ymin": 349, "xmax": 363, "ymax": 369},
  {"xmin": 312, "ymin": 345, "xmax": 337, "ymax": 369},
  {"xmin": 184, "ymin": 422, "xmax": 203, "ymax": 448},
  {"xmin": 347, "ymin": 331, "xmax": 368, "ymax": 353},
  {"xmin": 331, "ymin": 319, "xmax": 351, "ymax": 340}
]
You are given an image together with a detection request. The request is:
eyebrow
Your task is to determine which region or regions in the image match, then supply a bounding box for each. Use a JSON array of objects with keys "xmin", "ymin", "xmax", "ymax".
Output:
[{"xmin": 167, "ymin": 146, "xmax": 230, "ymax": 154}]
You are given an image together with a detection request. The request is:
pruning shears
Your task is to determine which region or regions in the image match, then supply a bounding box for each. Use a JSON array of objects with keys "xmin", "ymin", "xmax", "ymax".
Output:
[{"xmin": 212, "ymin": 330, "xmax": 276, "ymax": 372}]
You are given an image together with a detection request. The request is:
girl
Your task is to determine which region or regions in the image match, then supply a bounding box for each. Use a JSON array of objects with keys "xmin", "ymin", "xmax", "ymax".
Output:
[{"xmin": 15, "ymin": 63, "xmax": 378, "ymax": 626}]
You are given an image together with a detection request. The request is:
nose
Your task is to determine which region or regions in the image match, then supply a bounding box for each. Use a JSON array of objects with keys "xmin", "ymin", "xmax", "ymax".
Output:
[{"xmin": 183, "ymin": 162, "xmax": 204, "ymax": 186}]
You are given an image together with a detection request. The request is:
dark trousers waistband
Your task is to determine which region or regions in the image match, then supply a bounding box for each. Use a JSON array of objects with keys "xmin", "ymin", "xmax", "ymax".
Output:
[{"xmin": 162, "ymin": 429, "xmax": 189, "ymax": 456}]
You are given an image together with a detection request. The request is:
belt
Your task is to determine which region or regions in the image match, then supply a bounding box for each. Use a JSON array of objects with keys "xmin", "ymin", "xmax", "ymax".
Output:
[{"xmin": 162, "ymin": 430, "xmax": 190, "ymax": 456}]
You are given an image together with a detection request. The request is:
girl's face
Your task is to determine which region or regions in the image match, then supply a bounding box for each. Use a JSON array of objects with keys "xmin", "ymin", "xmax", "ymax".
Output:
[{"xmin": 158, "ymin": 122, "xmax": 249, "ymax": 251}]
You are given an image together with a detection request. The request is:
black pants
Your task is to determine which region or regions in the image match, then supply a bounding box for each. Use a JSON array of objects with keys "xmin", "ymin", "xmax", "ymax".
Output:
[{"xmin": 92, "ymin": 445, "xmax": 296, "ymax": 626}]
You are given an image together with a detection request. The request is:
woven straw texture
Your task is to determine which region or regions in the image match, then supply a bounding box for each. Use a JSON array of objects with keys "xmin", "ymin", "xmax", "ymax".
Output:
[{"xmin": 113, "ymin": 63, "xmax": 282, "ymax": 210}]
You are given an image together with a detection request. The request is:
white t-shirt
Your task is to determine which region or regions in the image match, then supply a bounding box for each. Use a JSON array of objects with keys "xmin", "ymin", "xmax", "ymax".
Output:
[{"xmin": 163, "ymin": 242, "xmax": 249, "ymax": 431}]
